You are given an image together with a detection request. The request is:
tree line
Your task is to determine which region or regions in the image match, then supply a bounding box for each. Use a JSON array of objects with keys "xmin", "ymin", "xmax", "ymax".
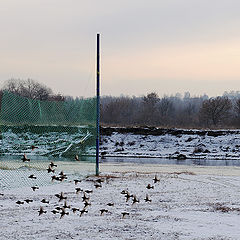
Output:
[
  {"xmin": 101, "ymin": 92, "xmax": 240, "ymax": 129},
  {"xmin": 1, "ymin": 79, "xmax": 240, "ymax": 129}
]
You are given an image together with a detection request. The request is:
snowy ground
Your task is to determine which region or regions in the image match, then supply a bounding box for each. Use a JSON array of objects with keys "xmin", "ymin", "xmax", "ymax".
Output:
[
  {"xmin": 100, "ymin": 130, "xmax": 240, "ymax": 160},
  {"xmin": 1, "ymin": 163, "xmax": 240, "ymax": 240}
]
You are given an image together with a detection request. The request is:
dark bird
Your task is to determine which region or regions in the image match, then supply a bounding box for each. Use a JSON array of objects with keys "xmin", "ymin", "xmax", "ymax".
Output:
[
  {"xmin": 28, "ymin": 174, "xmax": 37, "ymax": 179},
  {"xmin": 72, "ymin": 207, "xmax": 80, "ymax": 213},
  {"xmin": 100, "ymin": 209, "xmax": 108, "ymax": 215},
  {"xmin": 31, "ymin": 145, "xmax": 38, "ymax": 151},
  {"xmin": 51, "ymin": 175, "xmax": 57, "ymax": 181},
  {"xmin": 80, "ymin": 209, "xmax": 88, "ymax": 217},
  {"xmin": 94, "ymin": 183, "xmax": 102, "ymax": 189},
  {"xmin": 49, "ymin": 162, "xmax": 57, "ymax": 168},
  {"xmin": 59, "ymin": 171, "xmax": 66, "ymax": 177},
  {"xmin": 153, "ymin": 175, "xmax": 160, "ymax": 184},
  {"xmin": 132, "ymin": 195, "xmax": 140, "ymax": 204},
  {"xmin": 146, "ymin": 184, "xmax": 154, "ymax": 189},
  {"xmin": 75, "ymin": 155, "xmax": 79, "ymax": 161},
  {"xmin": 125, "ymin": 192, "xmax": 133, "ymax": 202},
  {"xmin": 51, "ymin": 209, "xmax": 59, "ymax": 214},
  {"xmin": 38, "ymin": 206, "xmax": 47, "ymax": 216},
  {"xmin": 47, "ymin": 166, "xmax": 55, "ymax": 173},
  {"xmin": 95, "ymin": 178, "xmax": 104, "ymax": 184},
  {"xmin": 107, "ymin": 203, "xmax": 114, "ymax": 207},
  {"xmin": 0, "ymin": 193, "xmax": 4, "ymax": 196},
  {"xmin": 63, "ymin": 201, "xmax": 71, "ymax": 209},
  {"xmin": 121, "ymin": 212, "xmax": 130, "ymax": 218},
  {"xmin": 82, "ymin": 193, "xmax": 90, "ymax": 202},
  {"xmin": 24, "ymin": 199, "xmax": 33, "ymax": 204},
  {"xmin": 31, "ymin": 186, "xmax": 39, "ymax": 191},
  {"xmin": 60, "ymin": 208, "xmax": 69, "ymax": 219},
  {"xmin": 75, "ymin": 188, "xmax": 83, "ymax": 194},
  {"xmin": 16, "ymin": 200, "xmax": 24, "ymax": 205},
  {"xmin": 144, "ymin": 194, "xmax": 152, "ymax": 203},
  {"xmin": 55, "ymin": 192, "xmax": 67, "ymax": 202},
  {"xmin": 84, "ymin": 190, "xmax": 93, "ymax": 194},
  {"xmin": 22, "ymin": 154, "xmax": 30, "ymax": 162},
  {"xmin": 83, "ymin": 201, "xmax": 91, "ymax": 208},
  {"xmin": 55, "ymin": 206, "xmax": 62, "ymax": 211},
  {"xmin": 41, "ymin": 199, "xmax": 49, "ymax": 204},
  {"xmin": 121, "ymin": 190, "xmax": 128, "ymax": 195},
  {"xmin": 59, "ymin": 175, "xmax": 67, "ymax": 182},
  {"xmin": 51, "ymin": 175, "xmax": 61, "ymax": 182},
  {"xmin": 100, "ymin": 151, "xmax": 107, "ymax": 159},
  {"xmin": 74, "ymin": 179, "xmax": 81, "ymax": 185}
]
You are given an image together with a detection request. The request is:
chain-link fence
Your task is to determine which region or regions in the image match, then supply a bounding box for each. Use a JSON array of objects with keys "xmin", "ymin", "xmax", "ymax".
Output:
[{"xmin": 0, "ymin": 91, "xmax": 97, "ymax": 189}]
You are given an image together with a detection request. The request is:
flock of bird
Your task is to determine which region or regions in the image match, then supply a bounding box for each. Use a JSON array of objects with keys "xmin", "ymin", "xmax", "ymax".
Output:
[{"xmin": 1, "ymin": 151, "xmax": 162, "ymax": 220}]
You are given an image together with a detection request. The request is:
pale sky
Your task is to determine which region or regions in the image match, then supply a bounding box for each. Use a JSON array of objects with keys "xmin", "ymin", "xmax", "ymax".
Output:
[{"xmin": 0, "ymin": 0, "xmax": 240, "ymax": 97}]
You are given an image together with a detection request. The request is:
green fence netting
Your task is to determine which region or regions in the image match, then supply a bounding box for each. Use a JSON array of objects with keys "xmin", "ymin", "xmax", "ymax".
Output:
[{"xmin": 0, "ymin": 90, "xmax": 97, "ymax": 189}]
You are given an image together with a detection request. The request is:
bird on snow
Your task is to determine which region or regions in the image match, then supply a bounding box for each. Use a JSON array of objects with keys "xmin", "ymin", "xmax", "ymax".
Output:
[
  {"xmin": 144, "ymin": 194, "xmax": 152, "ymax": 203},
  {"xmin": 60, "ymin": 208, "xmax": 69, "ymax": 219},
  {"xmin": 125, "ymin": 191, "xmax": 133, "ymax": 202},
  {"xmin": 72, "ymin": 207, "xmax": 80, "ymax": 213},
  {"xmin": 41, "ymin": 199, "xmax": 49, "ymax": 204},
  {"xmin": 51, "ymin": 209, "xmax": 59, "ymax": 214},
  {"xmin": 79, "ymin": 209, "xmax": 88, "ymax": 217},
  {"xmin": 132, "ymin": 195, "xmax": 140, "ymax": 204},
  {"xmin": 82, "ymin": 193, "xmax": 90, "ymax": 202},
  {"xmin": 100, "ymin": 209, "xmax": 108, "ymax": 215},
  {"xmin": 38, "ymin": 206, "xmax": 47, "ymax": 216},
  {"xmin": 47, "ymin": 166, "xmax": 55, "ymax": 173},
  {"xmin": 84, "ymin": 190, "xmax": 93, "ymax": 194},
  {"xmin": 74, "ymin": 179, "xmax": 81, "ymax": 185},
  {"xmin": 31, "ymin": 186, "xmax": 39, "ymax": 191},
  {"xmin": 24, "ymin": 199, "xmax": 33, "ymax": 204},
  {"xmin": 28, "ymin": 174, "xmax": 37, "ymax": 179},
  {"xmin": 153, "ymin": 175, "xmax": 160, "ymax": 184},
  {"xmin": 95, "ymin": 178, "xmax": 104, "ymax": 184},
  {"xmin": 83, "ymin": 200, "xmax": 91, "ymax": 208},
  {"xmin": 94, "ymin": 183, "xmax": 102, "ymax": 189},
  {"xmin": 49, "ymin": 162, "xmax": 57, "ymax": 168},
  {"xmin": 146, "ymin": 184, "xmax": 154, "ymax": 189},
  {"xmin": 75, "ymin": 188, "xmax": 83, "ymax": 194},
  {"xmin": 107, "ymin": 203, "xmax": 114, "ymax": 207},
  {"xmin": 55, "ymin": 192, "xmax": 67, "ymax": 202},
  {"xmin": 16, "ymin": 200, "xmax": 24, "ymax": 205}
]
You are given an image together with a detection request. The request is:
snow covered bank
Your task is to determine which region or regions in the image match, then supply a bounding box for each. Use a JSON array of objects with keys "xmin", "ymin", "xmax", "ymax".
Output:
[
  {"xmin": 100, "ymin": 127, "xmax": 240, "ymax": 160},
  {"xmin": 0, "ymin": 163, "xmax": 240, "ymax": 240}
]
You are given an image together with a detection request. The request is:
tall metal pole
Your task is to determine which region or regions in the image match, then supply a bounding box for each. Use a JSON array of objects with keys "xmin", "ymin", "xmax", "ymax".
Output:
[{"xmin": 96, "ymin": 33, "xmax": 100, "ymax": 176}]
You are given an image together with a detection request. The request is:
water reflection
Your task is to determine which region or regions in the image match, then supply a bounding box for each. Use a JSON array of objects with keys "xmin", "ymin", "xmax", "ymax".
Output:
[{"xmin": 102, "ymin": 157, "xmax": 240, "ymax": 167}]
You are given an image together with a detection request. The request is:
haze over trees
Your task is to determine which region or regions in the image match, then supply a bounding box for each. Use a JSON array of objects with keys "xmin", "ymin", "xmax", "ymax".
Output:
[
  {"xmin": 1, "ymin": 79, "xmax": 240, "ymax": 129},
  {"xmin": 101, "ymin": 92, "xmax": 240, "ymax": 129}
]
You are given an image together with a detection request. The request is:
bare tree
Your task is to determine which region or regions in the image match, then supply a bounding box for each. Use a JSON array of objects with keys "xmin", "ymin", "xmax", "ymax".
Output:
[
  {"xmin": 234, "ymin": 98, "xmax": 240, "ymax": 117},
  {"xmin": 141, "ymin": 92, "xmax": 159, "ymax": 125},
  {"xmin": 199, "ymin": 96, "xmax": 232, "ymax": 127},
  {"xmin": 2, "ymin": 78, "xmax": 53, "ymax": 100}
]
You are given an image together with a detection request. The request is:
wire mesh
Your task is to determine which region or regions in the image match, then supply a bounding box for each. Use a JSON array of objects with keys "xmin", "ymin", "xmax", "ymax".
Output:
[{"xmin": 0, "ymin": 91, "xmax": 97, "ymax": 189}]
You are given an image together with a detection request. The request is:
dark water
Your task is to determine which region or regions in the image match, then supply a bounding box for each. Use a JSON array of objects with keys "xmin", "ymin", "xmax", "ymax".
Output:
[{"xmin": 101, "ymin": 157, "xmax": 240, "ymax": 167}]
